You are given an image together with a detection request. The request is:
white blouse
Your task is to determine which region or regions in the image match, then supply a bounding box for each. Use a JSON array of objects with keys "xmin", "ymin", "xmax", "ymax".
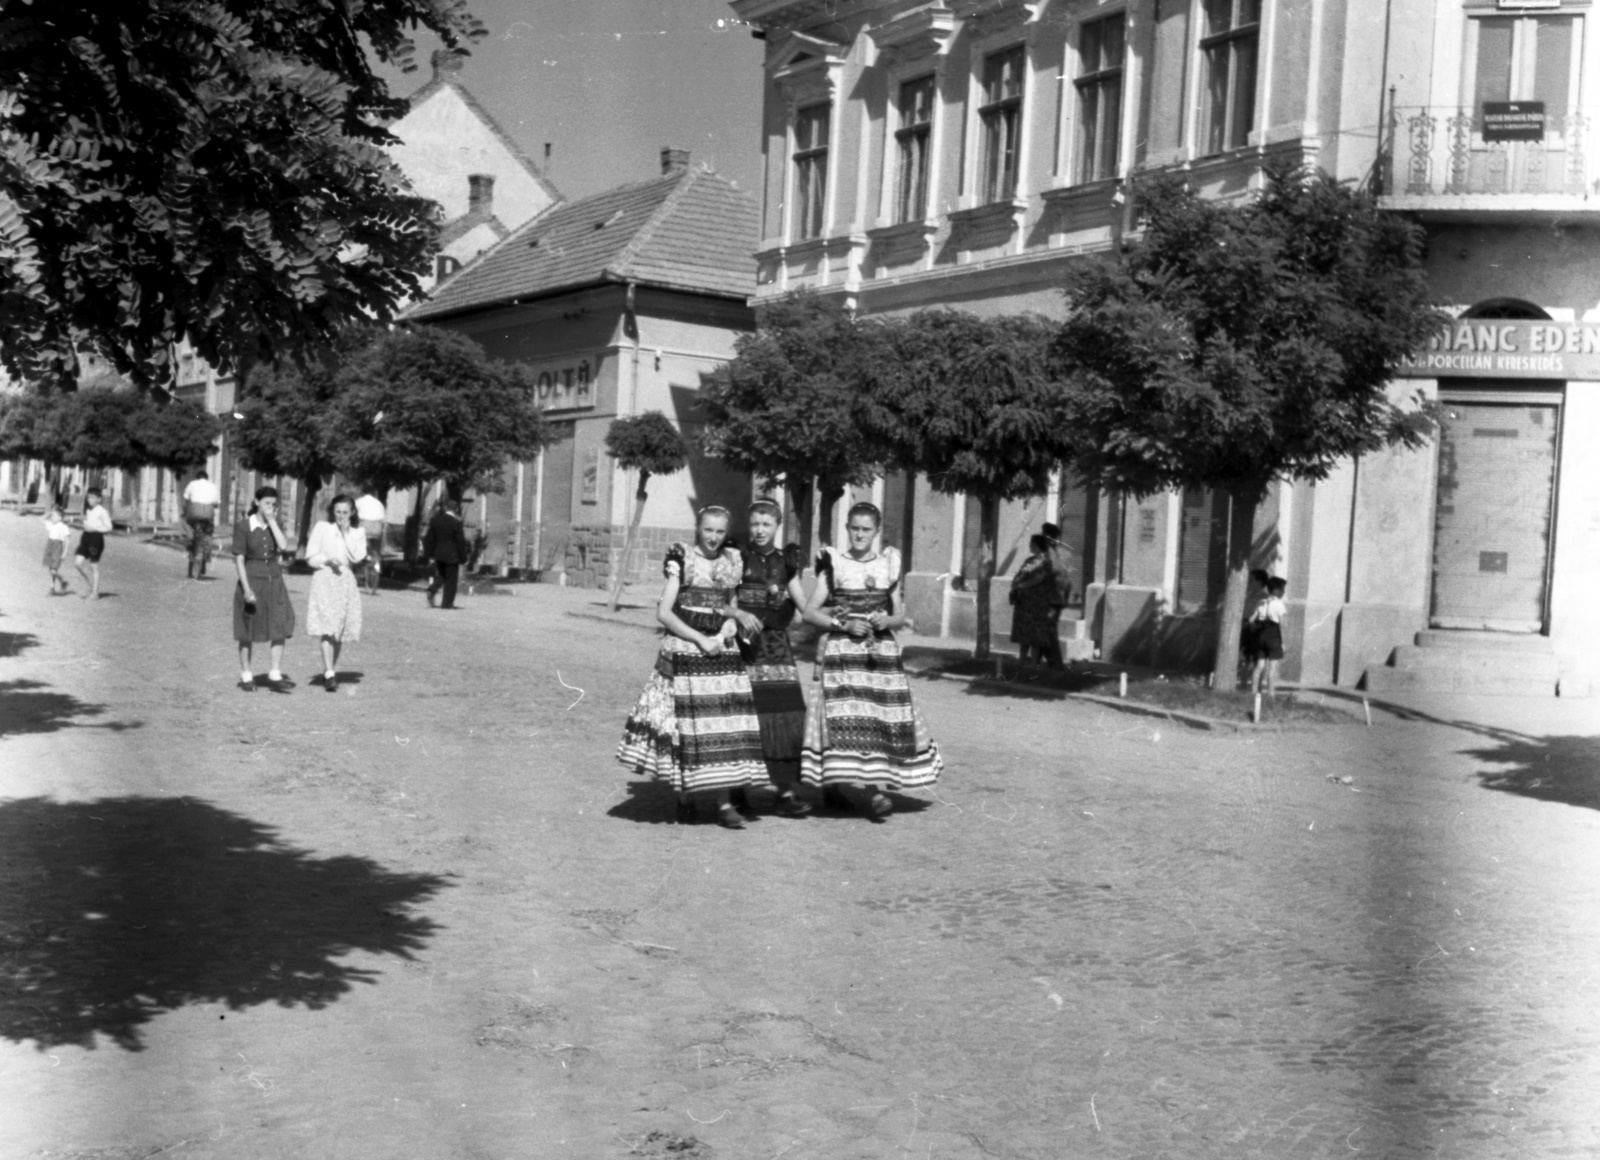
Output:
[{"xmin": 306, "ymin": 521, "xmax": 368, "ymax": 570}]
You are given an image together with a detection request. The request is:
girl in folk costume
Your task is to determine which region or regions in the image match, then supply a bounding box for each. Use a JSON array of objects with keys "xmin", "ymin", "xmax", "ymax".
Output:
[
  {"xmin": 730, "ymin": 499, "xmax": 811, "ymax": 817},
  {"xmin": 799, "ymin": 502, "xmax": 943, "ymax": 819},
  {"xmin": 617, "ymin": 506, "xmax": 767, "ymax": 829}
]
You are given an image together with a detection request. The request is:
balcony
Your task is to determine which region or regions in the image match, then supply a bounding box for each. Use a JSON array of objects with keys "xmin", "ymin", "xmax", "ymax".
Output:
[{"xmin": 1381, "ymin": 105, "xmax": 1600, "ymax": 221}]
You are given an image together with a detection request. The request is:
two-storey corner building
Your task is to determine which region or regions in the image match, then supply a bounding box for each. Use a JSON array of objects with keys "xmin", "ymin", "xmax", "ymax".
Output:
[
  {"xmin": 733, "ymin": 0, "xmax": 1600, "ymax": 696},
  {"xmin": 402, "ymin": 151, "xmax": 761, "ymax": 589},
  {"xmin": 733, "ymin": 0, "xmax": 1392, "ymax": 673},
  {"xmin": 1360, "ymin": 0, "xmax": 1600, "ymax": 696}
]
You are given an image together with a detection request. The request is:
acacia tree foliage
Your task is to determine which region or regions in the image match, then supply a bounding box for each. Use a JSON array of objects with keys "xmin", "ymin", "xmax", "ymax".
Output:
[
  {"xmin": 0, "ymin": 0, "xmax": 484, "ymax": 388},
  {"xmin": 1056, "ymin": 164, "xmax": 1445, "ymax": 685},
  {"xmin": 326, "ymin": 326, "xmax": 550, "ymax": 561},
  {"xmin": 868, "ymin": 310, "xmax": 1069, "ymax": 660},
  {"xmin": 699, "ymin": 292, "xmax": 892, "ymax": 555},
  {"xmin": 604, "ymin": 411, "xmax": 687, "ymax": 612}
]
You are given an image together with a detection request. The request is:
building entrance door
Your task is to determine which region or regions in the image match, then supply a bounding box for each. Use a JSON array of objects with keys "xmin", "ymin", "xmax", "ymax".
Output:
[{"xmin": 1430, "ymin": 397, "xmax": 1559, "ymax": 631}]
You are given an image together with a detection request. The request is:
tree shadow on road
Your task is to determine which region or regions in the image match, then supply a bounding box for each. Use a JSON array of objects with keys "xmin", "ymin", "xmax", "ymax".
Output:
[
  {"xmin": 0, "ymin": 680, "xmax": 142, "ymax": 739},
  {"xmin": 0, "ymin": 796, "xmax": 451, "ymax": 1052},
  {"xmin": 1314, "ymin": 691, "xmax": 1600, "ymax": 811},
  {"xmin": 1460, "ymin": 734, "xmax": 1600, "ymax": 811},
  {"xmin": 0, "ymin": 630, "xmax": 41, "ymax": 659}
]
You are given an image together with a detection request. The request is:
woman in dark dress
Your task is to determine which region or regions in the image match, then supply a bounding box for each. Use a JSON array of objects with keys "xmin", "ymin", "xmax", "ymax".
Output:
[
  {"xmin": 732, "ymin": 499, "xmax": 811, "ymax": 817},
  {"xmin": 231, "ymin": 486, "xmax": 296, "ymax": 691}
]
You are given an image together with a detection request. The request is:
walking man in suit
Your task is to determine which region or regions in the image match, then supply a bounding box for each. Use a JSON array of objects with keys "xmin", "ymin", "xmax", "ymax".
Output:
[
  {"xmin": 1039, "ymin": 522, "xmax": 1076, "ymax": 669},
  {"xmin": 423, "ymin": 497, "xmax": 470, "ymax": 609}
]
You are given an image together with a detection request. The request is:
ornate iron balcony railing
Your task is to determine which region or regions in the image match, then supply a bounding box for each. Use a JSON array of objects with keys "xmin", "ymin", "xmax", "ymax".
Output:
[{"xmin": 1382, "ymin": 105, "xmax": 1597, "ymax": 198}]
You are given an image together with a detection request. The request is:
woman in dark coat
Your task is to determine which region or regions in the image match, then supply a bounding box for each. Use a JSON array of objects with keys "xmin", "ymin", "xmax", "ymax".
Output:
[{"xmin": 232, "ymin": 486, "xmax": 296, "ymax": 691}]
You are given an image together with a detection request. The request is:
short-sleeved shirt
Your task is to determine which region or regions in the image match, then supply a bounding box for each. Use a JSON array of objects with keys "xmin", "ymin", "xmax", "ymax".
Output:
[
  {"xmin": 183, "ymin": 478, "xmax": 220, "ymax": 506},
  {"xmin": 81, "ymin": 506, "xmax": 113, "ymax": 534}
]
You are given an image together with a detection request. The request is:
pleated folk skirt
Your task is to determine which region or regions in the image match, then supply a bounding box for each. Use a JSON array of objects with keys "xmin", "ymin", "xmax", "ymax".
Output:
[
  {"xmin": 800, "ymin": 629, "xmax": 943, "ymax": 789},
  {"xmin": 617, "ymin": 636, "xmax": 766, "ymax": 795}
]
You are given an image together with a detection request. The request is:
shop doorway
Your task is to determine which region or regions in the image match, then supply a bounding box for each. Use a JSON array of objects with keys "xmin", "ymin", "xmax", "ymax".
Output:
[{"xmin": 1430, "ymin": 390, "xmax": 1561, "ymax": 632}]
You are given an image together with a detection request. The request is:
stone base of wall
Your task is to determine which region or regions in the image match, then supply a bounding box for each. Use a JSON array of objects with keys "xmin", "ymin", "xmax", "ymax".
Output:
[{"xmin": 561, "ymin": 523, "xmax": 697, "ymax": 589}]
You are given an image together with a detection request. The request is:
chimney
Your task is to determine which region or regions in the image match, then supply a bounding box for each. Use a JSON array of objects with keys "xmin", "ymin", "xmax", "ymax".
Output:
[
  {"xmin": 661, "ymin": 147, "xmax": 690, "ymax": 176},
  {"xmin": 431, "ymin": 49, "xmax": 465, "ymax": 78},
  {"xmin": 468, "ymin": 174, "xmax": 494, "ymax": 216}
]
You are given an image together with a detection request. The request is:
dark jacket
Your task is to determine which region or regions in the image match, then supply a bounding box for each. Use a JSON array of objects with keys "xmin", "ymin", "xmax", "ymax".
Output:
[{"xmin": 422, "ymin": 509, "xmax": 470, "ymax": 565}]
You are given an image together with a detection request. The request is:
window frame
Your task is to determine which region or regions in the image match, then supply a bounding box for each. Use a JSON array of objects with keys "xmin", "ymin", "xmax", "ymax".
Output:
[
  {"xmin": 1074, "ymin": 12, "xmax": 1126, "ymax": 184},
  {"xmin": 978, "ymin": 44, "xmax": 1028, "ymax": 204},
  {"xmin": 894, "ymin": 74, "xmax": 938, "ymax": 223},
  {"xmin": 790, "ymin": 100, "xmax": 832, "ymax": 242},
  {"xmin": 1199, "ymin": 0, "xmax": 1261, "ymax": 157},
  {"xmin": 1465, "ymin": 11, "xmax": 1583, "ymax": 126}
]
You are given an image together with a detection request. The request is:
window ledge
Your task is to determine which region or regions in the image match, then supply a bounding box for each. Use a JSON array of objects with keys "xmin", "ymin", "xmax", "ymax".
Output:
[
  {"xmin": 1040, "ymin": 179, "xmax": 1122, "ymax": 208},
  {"xmin": 866, "ymin": 219, "xmax": 940, "ymax": 242},
  {"xmin": 948, "ymin": 197, "xmax": 1028, "ymax": 229}
]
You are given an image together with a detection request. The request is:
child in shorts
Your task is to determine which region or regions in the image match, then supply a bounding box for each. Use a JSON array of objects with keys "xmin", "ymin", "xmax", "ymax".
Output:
[
  {"xmin": 42, "ymin": 506, "xmax": 71, "ymax": 594},
  {"xmin": 1248, "ymin": 576, "xmax": 1288, "ymax": 697},
  {"xmin": 74, "ymin": 488, "xmax": 114, "ymax": 600}
]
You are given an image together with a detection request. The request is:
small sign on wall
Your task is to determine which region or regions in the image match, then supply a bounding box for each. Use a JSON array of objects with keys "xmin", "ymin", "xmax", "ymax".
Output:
[
  {"xmin": 579, "ymin": 447, "xmax": 600, "ymax": 505},
  {"xmin": 1481, "ymin": 101, "xmax": 1544, "ymax": 142},
  {"xmin": 528, "ymin": 356, "xmax": 597, "ymax": 412},
  {"xmin": 1138, "ymin": 507, "xmax": 1158, "ymax": 545}
]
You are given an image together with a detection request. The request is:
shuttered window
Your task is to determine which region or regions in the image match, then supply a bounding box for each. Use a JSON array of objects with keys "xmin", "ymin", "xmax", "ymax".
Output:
[{"xmin": 1175, "ymin": 488, "xmax": 1229, "ymax": 614}]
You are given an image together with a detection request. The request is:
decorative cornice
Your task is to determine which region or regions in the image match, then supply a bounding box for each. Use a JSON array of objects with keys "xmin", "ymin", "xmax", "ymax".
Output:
[
  {"xmin": 769, "ymin": 30, "xmax": 852, "ymax": 108},
  {"xmin": 950, "ymin": 0, "xmax": 1045, "ymax": 38},
  {"xmin": 868, "ymin": 6, "xmax": 957, "ymax": 58}
]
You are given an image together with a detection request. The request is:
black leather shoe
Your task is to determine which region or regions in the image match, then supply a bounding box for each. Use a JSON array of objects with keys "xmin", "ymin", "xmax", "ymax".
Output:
[
  {"xmin": 238, "ymin": 679, "xmax": 255, "ymax": 693},
  {"xmin": 774, "ymin": 791, "xmax": 811, "ymax": 818},
  {"xmin": 715, "ymin": 805, "xmax": 745, "ymax": 830}
]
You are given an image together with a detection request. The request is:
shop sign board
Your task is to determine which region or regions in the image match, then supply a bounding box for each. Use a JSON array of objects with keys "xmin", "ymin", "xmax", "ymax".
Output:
[
  {"xmin": 1481, "ymin": 100, "xmax": 1544, "ymax": 142},
  {"xmin": 1397, "ymin": 320, "xmax": 1600, "ymax": 379},
  {"xmin": 528, "ymin": 356, "xmax": 597, "ymax": 412}
]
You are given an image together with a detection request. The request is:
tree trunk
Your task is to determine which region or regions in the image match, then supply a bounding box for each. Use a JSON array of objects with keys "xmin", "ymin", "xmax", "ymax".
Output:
[
  {"xmin": 404, "ymin": 479, "xmax": 430, "ymax": 566},
  {"xmin": 818, "ymin": 478, "xmax": 845, "ymax": 547},
  {"xmin": 785, "ymin": 476, "xmax": 814, "ymax": 563},
  {"xmin": 296, "ymin": 473, "xmax": 322, "ymax": 560},
  {"xmin": 1210, "ymin": 490, "xmax": 1259, "ymax": 691},
  {"xmin": 609, "ymin": 470, "xmax": 650, "ymax": 612},
  {"xmin": 973, "ymin": 494, "xmax": 999, "ymax": 662}
]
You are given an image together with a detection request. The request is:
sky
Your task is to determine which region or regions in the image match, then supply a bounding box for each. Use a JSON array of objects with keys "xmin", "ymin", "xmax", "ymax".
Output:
[{"xmin": 382, "ymin": 0, "xmax": 767, "ymax": 203}]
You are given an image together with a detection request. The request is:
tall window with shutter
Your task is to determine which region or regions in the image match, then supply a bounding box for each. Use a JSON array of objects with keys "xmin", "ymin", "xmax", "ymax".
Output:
[
  {"xmin": 792, "ymin": 103, "xmax": 831, "ymax": 241},
  {"xmin": 1175, "ymin": 488, "xmax": 1230, "ymax": 614},
  {"xmin": 980, "ymin": 46, "xmax": 1026, "ymax": 203},
  {"xmin": 895, "ymin": 76, "xmax": 936, "ymax": 223},
  {"xmin": 1472, "ymin": 14, "xmax": 1577, "ymax": 127},
  {"xmin": 1076, "ymin": 14, "xmax": 1125, "ymax": 183},
  {"xmin": 1200, "ymin": 0, "xmax": 1260, "ymax": 155}
]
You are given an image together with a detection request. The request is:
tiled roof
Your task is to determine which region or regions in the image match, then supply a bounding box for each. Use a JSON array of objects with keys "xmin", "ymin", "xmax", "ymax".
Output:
[{"xmin": 404, "ymin": 167, "xmax": 758, "ymax": 320}]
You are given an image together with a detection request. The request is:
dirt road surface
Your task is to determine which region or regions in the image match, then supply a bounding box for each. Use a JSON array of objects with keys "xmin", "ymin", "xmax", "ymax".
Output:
[{"xmin": 1, "ymin": 513, "xmax": 1598, "ymax": 1159}]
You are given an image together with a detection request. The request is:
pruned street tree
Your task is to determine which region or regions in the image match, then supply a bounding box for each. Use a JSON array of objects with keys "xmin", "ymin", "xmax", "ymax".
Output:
[
  {"xmin": 0, "ymin": 0, "xmax": 484, "ymax": 389},
  {"xmin": 700, "ymin": 291, "xmax": 892, "ymax": 556},
  {"xmin": 604, "ymin": 410, "xmax": 688, "ymax": 612},
  {"xmin": 1055, "ymin": 164, "xmax": 1445, "ymax": 687},
  {"xmin": 326, "ymin": 326, "xmax": 549, "ymax": 564},
  {"xmin": 0, "ymin": 387, "xmax": 222, "ymax": 502},
  {"xmin": 233, "ymin": 354, "xmax": 342, "ymax": 555},
  {"xmin": 869, "ymin": 310, "xmax": 1069, "ymax": 661}
]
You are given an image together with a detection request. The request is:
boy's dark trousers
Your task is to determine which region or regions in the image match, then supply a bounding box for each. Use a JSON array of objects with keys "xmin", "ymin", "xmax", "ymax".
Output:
[{"xmin": 428, "ymin": 562, "xmax": 460, "ymax": 608}]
